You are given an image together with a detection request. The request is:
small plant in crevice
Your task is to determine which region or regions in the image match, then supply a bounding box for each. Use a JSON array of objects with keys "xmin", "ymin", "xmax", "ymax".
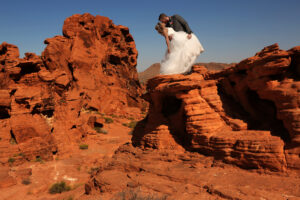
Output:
[
  {"xmin": 49, "ymin": 181, "xmax": 71, "ymax": 194},
  {"xmin": 8, "ymin": 157, "xmax": 15, "ymax": 163},
  {"xmin": 122, "ymin": 121, "xmax": 137, "ymax": 129},
  {"xmin": 59, "ymin": 98, "xmax": 67, "ymax": 104},
  {"xmin": 80, "ymin": 106, "xmax": 101, "ymax": 115},
  {"xmin": 88, "ymin": 167, "xmax": 100, "ymax": 174},
  {"xmin": 127, "ymin": 116, "xmax": 134, "ymax": 121},
  {"xmin": 79, "ymin": 144, "xmax": 88, "ymax": 150},
  {"xmin": 22, "ymin": 178, "xmax": 31, "ymax": 185},
  {"xmin": 103, "ymin": 117, "xmax": 114, "ymax": 124},
  {"xmin": 9, "ymin": 137, "xmax": 17, "ymax": 145},
  {"xmin": 110, "ymin": 114, "xmax": 118, "ymax": 118},
  {"xmin": 35, "ymin": 157, "xmax": 44, "ymax": 164},
  {"xmin": 94, "ymin": 127, "xmax": 108, "ymax": 134}
]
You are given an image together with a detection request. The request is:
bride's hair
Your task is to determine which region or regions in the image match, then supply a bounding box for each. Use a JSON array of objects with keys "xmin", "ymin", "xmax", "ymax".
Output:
[{"xmin": 155, "ymin": 22, "xmax": 166, "ymax": 35}]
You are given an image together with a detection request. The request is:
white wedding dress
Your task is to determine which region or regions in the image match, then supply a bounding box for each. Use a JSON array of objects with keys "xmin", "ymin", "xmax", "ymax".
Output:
[{"xmin": 160, "ymin": 27, "xmax": 204, "ymax": 75}]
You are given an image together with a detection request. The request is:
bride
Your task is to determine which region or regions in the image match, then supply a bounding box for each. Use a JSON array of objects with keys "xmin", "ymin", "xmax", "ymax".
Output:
[{"xmin": 155, "ymin": 22, "xmax": 204, "ymax": 75}]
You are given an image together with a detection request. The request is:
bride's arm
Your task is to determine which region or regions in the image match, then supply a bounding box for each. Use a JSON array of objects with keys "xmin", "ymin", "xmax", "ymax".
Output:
[{"xmin": 162, "ymin": 28, "xmax": 171, "ymax": 53}]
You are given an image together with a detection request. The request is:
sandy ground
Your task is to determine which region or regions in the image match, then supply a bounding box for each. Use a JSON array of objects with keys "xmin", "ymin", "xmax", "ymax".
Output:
[{"xmin": 0, "ymin": 118, "xmax": 133, "ymax": 200}]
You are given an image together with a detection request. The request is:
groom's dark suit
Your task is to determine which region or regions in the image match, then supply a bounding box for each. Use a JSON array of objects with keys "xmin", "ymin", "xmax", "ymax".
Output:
[{"xmin": 165, "ymin": 14, "xmax": 193, "ymax": 34}]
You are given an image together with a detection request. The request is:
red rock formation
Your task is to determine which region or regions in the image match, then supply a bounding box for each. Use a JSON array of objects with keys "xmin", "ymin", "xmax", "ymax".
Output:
[
  {"xmin": 0, "ymin": 13, "xmax": 143, "ymax": 167},
  {"xmin": 84, "ymin": 44, "xmax": 300, "ymax": 198},
  {"xmin": 84, "ymin": 143, "xmax": 300, "ymax": 199},
  {"xmin": 131, "ymin": 43, "xmax": 300, "ymax": 173}
]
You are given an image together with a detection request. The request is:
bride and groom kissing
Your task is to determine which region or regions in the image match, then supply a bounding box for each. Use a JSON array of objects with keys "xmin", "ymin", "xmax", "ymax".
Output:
[{"xmin": 155, "ymin": 13, "xmax": 204, "ymax": 75}]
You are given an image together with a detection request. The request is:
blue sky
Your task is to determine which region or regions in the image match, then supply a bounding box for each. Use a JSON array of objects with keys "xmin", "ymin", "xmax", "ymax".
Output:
[{"xmin": 1, "ymin": 0, "xmax": 300, "ymax": 72}]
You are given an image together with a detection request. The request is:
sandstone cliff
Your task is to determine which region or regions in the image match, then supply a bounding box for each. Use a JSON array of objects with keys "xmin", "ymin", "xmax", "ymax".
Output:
[
  {"xmin": 0, "ymin": 13, "xmax": 144, "ymax": 167},
  {"xmin": 133, "ymin": 43, "xmax": 300, "ymax": 172},
  {"xmin": 85, "ymin": 44, "xmax": 300, "ymax": 199}
]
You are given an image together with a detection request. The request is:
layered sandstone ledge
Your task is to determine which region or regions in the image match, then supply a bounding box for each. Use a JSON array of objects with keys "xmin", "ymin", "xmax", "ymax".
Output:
[{"xmin": 132, "ymin": 43, "xmax": 300, "ymax": 172}]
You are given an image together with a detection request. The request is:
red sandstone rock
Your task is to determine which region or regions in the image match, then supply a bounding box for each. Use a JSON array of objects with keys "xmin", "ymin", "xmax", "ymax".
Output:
[
  {"xmin": 0, "ymin": 167, "xmax": 16, "ymax": 188},
  {"xmin": 0, "ymin": 13, "xmax": 144, "ymax": 169},
  {"xmin": 0, "ymin": 42, "xmax": 19, "ymax": 60},
  {"xmin": 1, "ymin": 12, "xmax": 300, "ymax": 199},
  {"xmin": 84, "ymin": 44, "xmax": 300, "ymax": 198},
  {"xmin": 84, "ymin": 143, "xmax": 300, "ymax": 199},
  {"xmin": 131, "ymin": 43, "xmax": 300, "ymax": 173}
]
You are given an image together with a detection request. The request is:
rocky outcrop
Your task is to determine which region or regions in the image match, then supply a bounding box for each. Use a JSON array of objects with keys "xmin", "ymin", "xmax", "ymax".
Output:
[
  {"xmin": 84, "ymin": 44, "xmax": 300, "ymax": 198},
  {"xmin": 131, "ymin": 43, "xmax": 300, "ymax": 173},
  {"xmin": 0, "ymin": 13, "xmax": 144, "ymax": 166},
  {"xmin": 84, "ymin": 143, "xmax": 300, "ymax": 199}
]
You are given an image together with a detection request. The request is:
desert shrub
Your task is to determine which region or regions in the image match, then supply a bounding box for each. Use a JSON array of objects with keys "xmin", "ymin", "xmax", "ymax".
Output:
[
  {"xmin": 35, "ymin": 157, "xmax": 44, "ymax": 163},
  {"xmin": 110, "ymin": 114, "xmax": 118, "ymax": 118},
  {"xmin": 10, "ymin": 137, "xmax": 17, "ymax": 145},
  {"xmin": 8, "ymin": 157, "xmax": 15, "ymax": 163},
  {"xmin": 22, "ymin": 178, "xmax": 31, "ymax": 185},
  {"xmin": 104, "ymin": 117, "xmax": 113, "ymax": 123},
  {"xmin": 88, "ymin": 167, "xmax": 100, "ymax": 174},
  {"xmin": 127, "ymin": 117, "xmax": 134, "ymax": 121},
  {"xmin": 79, "ymin": 144, "xmax": 88, "ymax": 150},
  {"xmin": 122, "ymin": 121, "xmax": 137, "ymax": 129},
  {"xmin": 49, "ymin": 181, "xmax": 71, "ymax": 194},
  {"xmin": 94, "ymin": 127, "xmax": 108, "ymax": 134},
  {"xmin": 128, "ymin": 121, "xmax": 137, "ymax": 128}
]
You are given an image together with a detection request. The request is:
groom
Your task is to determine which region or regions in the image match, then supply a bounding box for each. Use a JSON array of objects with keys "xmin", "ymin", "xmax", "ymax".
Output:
[{"xmin": 159, "ymin": 13, "xmax": 193, "ymax": 40}]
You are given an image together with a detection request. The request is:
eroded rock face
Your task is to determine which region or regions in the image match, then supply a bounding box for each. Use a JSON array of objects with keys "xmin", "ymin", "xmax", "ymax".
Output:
[
  {"xmin": 84, "ymin": 44, "xmax": 300, "ymax": 198},
  {"xmin": 132, "ymin": 43, "xmax": 300, "ymax": 172},
  {"xmin": 0, "ymin": 13, "xmax": 143, "ymax": 166}
]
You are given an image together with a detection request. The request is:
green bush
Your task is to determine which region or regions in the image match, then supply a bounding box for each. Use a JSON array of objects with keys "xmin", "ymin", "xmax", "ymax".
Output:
[
  {"xmin": 122, "ymin": 121, "xmax": 137, "ymax": 129},
  {"xmin": 79, "ymin": 144, "xmax": 88, "ymax": 150},
  {"xmin": 49, "ymin": 181, "xmax": 71, "ymax": 194},
  {"xmin": 8, "ymin": 157, "xmax": 15, "ymax": 163},
  {"xmin": 22, "ymin": 178, "xmax": 31, "ymax": 185},
  {"xmin": 88, "ymin": 167, "xmax": 100, "ymax": 174},
  {"xmin": 128, "ymin": 121, "xmax": 137, "ymax": 128},
  {"xmin": 104, "ymin": 117, "xmax": 113, "ymax": 124},
  {"xmin": 35, "ymin": 157, "xmax": 44, "ymax": 163},
  {"xmin": 94, "ymin": 127, "xmax": 108, "ymax": 134},
  {"xmin": 110, "ymin": 114, "xmax": 118, "ymax": 118},
  {"xmin": 127, "ymin": 117, "xmax": 134, "ymax": 121}
]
